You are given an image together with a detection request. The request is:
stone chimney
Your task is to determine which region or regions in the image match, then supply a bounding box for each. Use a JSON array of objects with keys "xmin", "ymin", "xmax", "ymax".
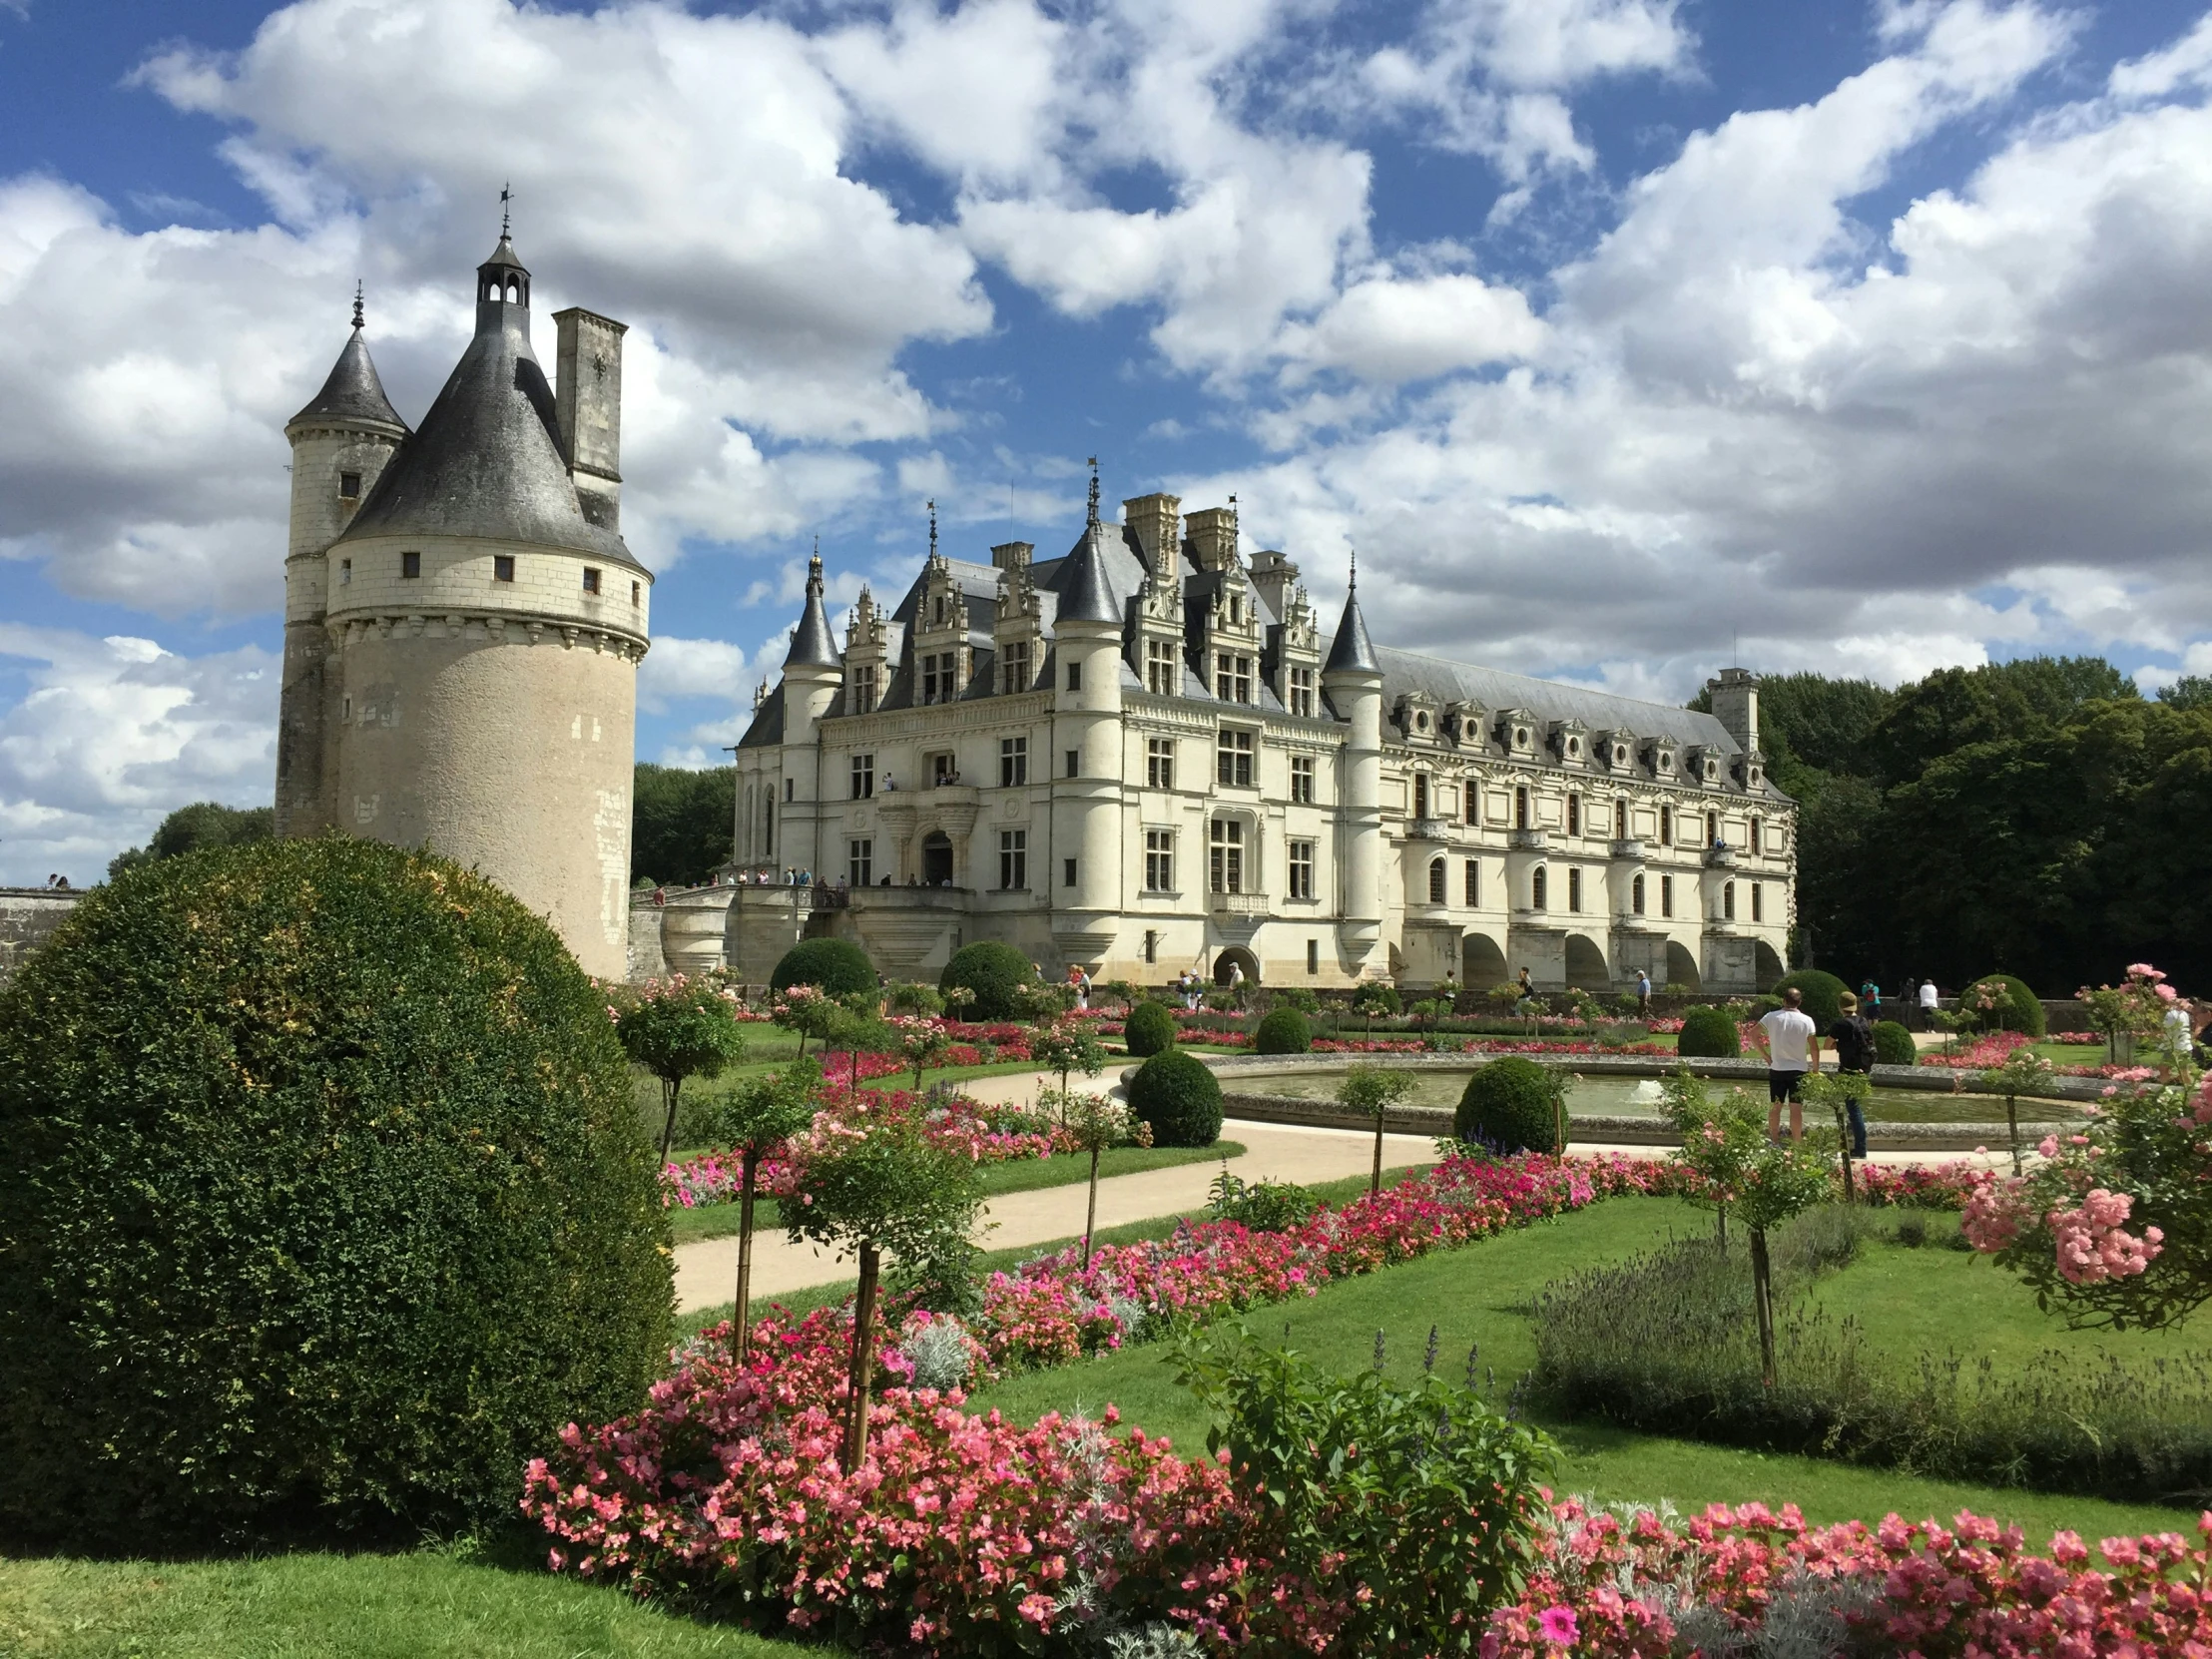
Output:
[
  {"xmin": 1707, "ymin": 667, "xmax": 1760, "ymax": 754},
  {"xmin": 1185, "ymin": 505, "xmax": 1239, "ymax": 572},
  {"xmin": 991, "ymin": 540, "xmax": 1033, "ymax": 571},
  {"xmin": 1121, "ymin": 493, "xmax": 1181, "ymax": 583},
  {"xmin": 554, "ymin": 306, "xmax": 627, "ymax": 530}
]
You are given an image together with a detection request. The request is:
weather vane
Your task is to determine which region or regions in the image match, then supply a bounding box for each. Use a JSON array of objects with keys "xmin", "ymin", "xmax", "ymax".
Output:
[
  {"xmin": 500, "ymin": 181, "xmax": 512, "ymax": 237},
  {"xmin": 926, "ymin": 499, "xmax": 937, "ymax": 560},
  {"xmin": 351, "ymin": 279, "xmax": 364, "ymax": 331},
  {"xmin": 1086, "ymin": 456, "xmax": 1100, "ymax": 525}
]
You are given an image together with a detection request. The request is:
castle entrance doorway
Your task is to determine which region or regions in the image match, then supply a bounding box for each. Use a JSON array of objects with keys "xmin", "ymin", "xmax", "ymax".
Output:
[
  {"xmin": 1212, "ymin": 946, "xmax": 1259, "ymax": 987},
  {"xmin": 921, "ymin": 831, "xmax": 954, "ymax": 887}
]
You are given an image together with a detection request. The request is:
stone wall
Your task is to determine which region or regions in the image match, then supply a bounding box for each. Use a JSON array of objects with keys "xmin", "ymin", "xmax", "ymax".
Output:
[{"xmin": 0, "ymin": 887, "xmax": 82, "ymax": 983}]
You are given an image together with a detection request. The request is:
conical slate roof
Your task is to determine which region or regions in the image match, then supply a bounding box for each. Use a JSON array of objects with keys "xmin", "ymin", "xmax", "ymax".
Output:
[
  {"xmin": 1053, "ymin": 518, "xmax": 1124, "ymax": 625},
  {"xmin": 786, "ymin": 554, "xmax": 841, "ymax": 669},
  {"xmin": 288, "ymin": 326, "xmax": 408, "ymax": 434},
  {"xmin": 1323, "ymin": 574, "xmax": 1381, "ymax": 676},
  {"xmin": 335, "ymin": 238, "xmax": 634, "ymax": 565}
]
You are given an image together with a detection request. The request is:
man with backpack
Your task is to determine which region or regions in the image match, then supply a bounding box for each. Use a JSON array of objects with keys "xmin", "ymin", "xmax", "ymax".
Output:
[{"xmin": 1828, "ymin": 990, "xmax": 1875, "ymax": 1164}]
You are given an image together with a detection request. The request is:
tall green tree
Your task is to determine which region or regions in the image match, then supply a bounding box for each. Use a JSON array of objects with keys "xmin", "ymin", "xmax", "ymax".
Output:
[
  {"xmin": 106, "ymin": 802, "xmax": 273, "ymax": 880},
  {"xmin": 630, "ymin": 763, "xmax": 735, "ymax": 886}
]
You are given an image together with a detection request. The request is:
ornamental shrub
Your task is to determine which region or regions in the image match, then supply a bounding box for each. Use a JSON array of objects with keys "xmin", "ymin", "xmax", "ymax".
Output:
[
  {"xmin": 1123, "ymin": 999, "xmax": 1176, "ymax": 1057},
  {"xmin": 1676, "ymin": 1004, "xmax": 1742, "ymax": 1058},
  {"xmin": 1269, "ymin": 986, "xmax": 1322, "ymax": 1015},
  {"xmin": 770, "ymin": 936, "xmax": 876, "ymax": 998},
  {"xmin": 1254, "ymin": 1006, "xmax": 1312, "ymax": 1055},
  {"xmin": 1455, "ymin": 1057, "xmax": 1564, "ymax": 1154},
  {"xmin": 938, "ymin": 940, "xmax": 1038, "ymax": 1021},
  {"xmin": 1772, "ymin": 969, "xmax": 1849, "ymax": 1027},
  {"xmin": 1872, "ymin": 1018, "xmax": 1918, "ymax": 1066},
  {"xmin": 0, "ymin": 838, "xmax": 672, "ymax": 1551},
  {"xmin": 1128, "ymin": 1049, "xmax": 1224, "ymax": 1147},
  {"xmin": 1968, "ymin": 971, "xmax": 2046, "ymax": 1037}
]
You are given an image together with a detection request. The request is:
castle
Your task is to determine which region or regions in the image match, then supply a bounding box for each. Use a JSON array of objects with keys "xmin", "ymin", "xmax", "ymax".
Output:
[
  {"xmin": 671, "ymin": 478, "xmax": 1797, "ymax": 994},
  {"xmin": 275, "ymin": 234, "xmax": 647, "ymax": 979}
]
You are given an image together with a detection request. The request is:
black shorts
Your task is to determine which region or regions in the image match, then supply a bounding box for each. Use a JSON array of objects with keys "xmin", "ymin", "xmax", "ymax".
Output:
[{"xmin": 1769, "ymin": 1070, "xmax": 1808, "ymax": 1104}]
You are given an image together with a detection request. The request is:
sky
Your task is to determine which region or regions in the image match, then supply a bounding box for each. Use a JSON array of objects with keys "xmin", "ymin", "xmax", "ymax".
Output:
[{"xmin": 4, "ymin": 0, "xmax": 2212, "ymax": 885}]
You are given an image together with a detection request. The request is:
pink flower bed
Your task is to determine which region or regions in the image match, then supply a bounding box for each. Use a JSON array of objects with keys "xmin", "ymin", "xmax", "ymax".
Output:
[
  {"xmin": 1854, "ymin": 1159, "xmax": 1983, "ymax": 1210},
  {"xmin": 1920, "ymin": 1029, "xmax": 2035, "ymax": 1069},
  {"xmin": 1482, "ymin": 1497, "xmax": 2212, "ymax": 1658}
]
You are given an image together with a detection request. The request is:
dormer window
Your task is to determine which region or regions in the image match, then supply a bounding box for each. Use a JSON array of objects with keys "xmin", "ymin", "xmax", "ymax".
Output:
[
  {"xmin": 1613, "ymin": 744, "xmax": 1628, "ymax": 766},
  {"xmin": 1703, "ymin": 756, "xmax": 1718, "ymax": 782},
  {"xmin": 933, "ymin": 596, "xmax": 947, "ymax": 626},
  {"xmin": 1415, "ymin": 711, "xmax": 1429, "ymax": 732},
  {"xmin": 1565, "ymin": 737, "xmax": 1579, "ymax": 758},
  {"xmin": 1515, "ymin": 727, "xmax": 1529, "ymax": 747}
]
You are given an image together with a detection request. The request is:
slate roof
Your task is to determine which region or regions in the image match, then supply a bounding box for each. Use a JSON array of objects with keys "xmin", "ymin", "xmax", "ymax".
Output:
[
  {"xmin": 288, "ymin": 327, "xmax": 408, "ymax": 434},
  {"xmin": 1323, "ymin": 583, "xmax": 1381, "ymax": 676},
  {"xmin": 787, "ymin": 555, "xmax": 841, "ymax": 668}
]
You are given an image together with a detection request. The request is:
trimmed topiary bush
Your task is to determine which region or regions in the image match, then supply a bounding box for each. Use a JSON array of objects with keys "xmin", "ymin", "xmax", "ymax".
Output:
[
  {"xmin": 1772, "ymin": 969, "xmax": 1849, "ymax": 1027},
  {"xmin": 770, "ymin": 936, "xmax": 876, "ymax": 998},
  {"xmin": 1969, "ymin": 971, "xmax": 2046, "ymax": 1038},
  {"xmin": 1123, "ymin": 999, "xmax": 1176, "ymax": 1057},
  {"xmin": 1254, "ymin": 1006, "xmax": 1312, "ymax": 1055},
  {"xmin": 0, "ymin": 838, "xmax": 672, "ymax": 1551},
  {"xmin": 938, "ymin": 941, "xmax": 1038, "ymax": 1022},
  {"xmin": 1677, "ymin": 1004, "xmax": 1743, "ymax": 1059},
  {"xmin": 1128, "ymin": 1049, "xmax": 1224, "ymax": 1147},
  {"xmin": 1873, "ymin": 1018, "xmax": 1918, "ymax": 1067},
  {"xmin": 1454, "ymin": 1057, "xmax": 1564, "ymax": 1154}
]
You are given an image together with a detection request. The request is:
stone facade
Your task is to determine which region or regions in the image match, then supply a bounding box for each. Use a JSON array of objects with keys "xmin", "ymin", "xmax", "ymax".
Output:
[
  {"xmin": 665, "ymin": 487, "xmax": 1795, "ymax": 994},
  {"xmin": 276, "ymin": 243, "xmax": 648, "ymax": 979},
  {"xmin": 0, "ymin": 887, "xmax": 81, "ymax": 985}
]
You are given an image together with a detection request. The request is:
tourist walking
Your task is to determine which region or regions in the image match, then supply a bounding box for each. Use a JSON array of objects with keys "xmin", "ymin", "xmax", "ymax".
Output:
[
  {"xmin": 1756, "ymin": 986, "xmax": 1820, "ymax": 1143},
  {"xmin": 1859, "ymin": 977, "xmax": 1881, "ymax": 1015},
  {"xmin": 1828, "ymin": 990, "xmax": 1875, "ymax": 1163},
  {"xmin": 2163, "ymin": 995, "xmax": 2195, "ymax": 1083},
  {"xmin": 1918, "ymin": 977, "xmax": 1939, "ymax": 1032},
  {"xmin": 1228, "ymin": 960, "xmax": 1247, "ymax": 1010},
  {"xmin": 1070, "ymin": 964, "xmax": 1092, "ymax": 1012},
  {"xmin": 1635, "ymin": 968, "xmax": 1651, "ymax": 1017}
]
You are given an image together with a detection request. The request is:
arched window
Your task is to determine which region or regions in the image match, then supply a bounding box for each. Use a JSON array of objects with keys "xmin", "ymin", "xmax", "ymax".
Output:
[
  {"xmin": 1632, "ymin": 872, "xmax": 1646, "ymax": 914},
  {"xmin": 1531, "ymin": 865, "xmax": 1547, "ymax": 909},
  {"xmin": 1428, "ymin": 857, "xmax": 1446, "ymax": 904},
  {"xmin": 1614, "ymin": 800, "xmax": 1628, "ymax": 839},
  {"xmin": 1413, "ymin": 773, "xmax": 1429, "ymax": 820},
  {"xmin": 1567, "ymin": 867, "xmax": 1582, "ymax": 912},
  {"xmin": 1566, "ymin": 795, "xmax": 1581, "ymax": 836},
  {"xmin": 1751, "ymin": 882, "xmax": 1764, "ymax": 923},
  {"xmin": 1724, "ymin": 880, "xmax": 1737, "ymax": 920},
  {"xmin": 1514, "ymin": 787, "xmax": 1529, "ymax": 830}
]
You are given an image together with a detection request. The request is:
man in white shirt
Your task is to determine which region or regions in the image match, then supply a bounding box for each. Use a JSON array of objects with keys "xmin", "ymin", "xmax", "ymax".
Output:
[
  {"xmin": 1918, "ymin": 978, "xmax": 1939, "ymax": 1032},
  {"xmin": 2165, "ymin": 997, "xmax": 2195, "ymax": 1082},
  {"xmin": 1757, "ymin": 987, "xmax": 1821, "ymax": 1143}
]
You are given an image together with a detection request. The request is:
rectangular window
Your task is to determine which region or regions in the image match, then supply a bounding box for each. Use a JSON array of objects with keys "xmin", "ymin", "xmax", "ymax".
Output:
[
  {"xmin": 850, "ymin": 664, "xmax": 878, "ymax": 714},
  {"xmin": 998, "ymin": 830, "xmax": 1027, "ymax": 890},
  {"xmin": 1216, "ymin": 728, "xmax": 1254, "ymax": 788},
  {"xmin": 1145, "ymin": 829, "xmax": 1175, "ymax": 892},
  {"xmin": 492, "ymin": 554, "xmax": 515, "ymax": 583},
  {"xmin": 931, "ymin": 751, "xmax": 958, "ymax": 786},
  {"xmin": 339, "ymin": 471, "xmax": 361, "ymax": 498},
  {"xmin": 1568, "ymin": 867, "xmax": 1583, "ymax": 912},
  {"xmin": 339, "ymin": 558, "xmax": 351, "ymax": 585},
  {"xmin": 401, "ymin": 550, "xmax": 421, "ymax": 579},
  {"xmin": 1000, "ymin": 640, "xmax": 1031, "ymax": 695},
  {"xmin": 847, "ymin": 838, "xmax": 872, "ymax": 888},
  {"xmin": 923, "ymin": 651, "xmax": 960, "ymax": 705},
  {"xmin": 1567, "ymin": 795, "xmax": 1581, "ymax": 836},
  {"xmin": 1660, "ymin": 808, "xmax": 1673, "ymax": 846},
  {"xmin": 1724, "ymin": 880, "xmax": 1737, "ymax": 920},
  {"xmin": 1065, "ymin": 748, "xmax": 1079, "ymax": 779},
  {"xmin": 1661, "ymin": 873, "xmax": 1674, "ymax": 917},
  {"xmin": 1307, "ymin": 938, "xmax": 1319, "ymax": 975},
  {"xmin": 1146, "ymin": 639, "xmax": 1178, "ymax": 695},
  {"xmin": 1752, "ymin": 881, "xmax": 1764, "ymax": 922},
  {"xmin": 1412, "ymin": 773, "xmax": 1429, "ymax": 820},
  {"xmin": 1145, "ymin": 929, "xmax": 1159, "ymax": 965},
  {"xmin": 1615, "ymin": 800, "xmax": 1629, "ymax": 839},
  {"xmin": 1213, "ymin": 652, "xmax": 1253, "ymax": 703},
  {"xmin": 1464, "ymin": 859, "xmax": 1479, "ymax": 907},
  {"xmin": 1063, "ymin": 857, "xmax": 1078, "ymax": 888},
  {"xmin": 1289, "ymin": 666, "xmax": 1316, "ymax": 718},
  {"xmin": 1146, "ymin": 739, "xmax": 1175, "ymax": 791},
  {"xmin": 1428, "ymin": 858, "xmax": 1447, "ymax": 904},
  {"xmin": 784, "ymin": 777, "xmax": 795, "ymax": 802},
  {"xmin": 1066, "ymin": 661, "xmax": 1081, "ymax": 692},
  {"xmin": 1514, "ymin": 787, "xmax": 1528, "ymax": 830},
  {"xmin": 632, "ymin": 579, "xmax": 641, "ymax": 605},
  {"xmin": 1464, "ymin": 781, "xmax": 1478, "ymax": 823},
  {"xmin": 1208, "ymin": 819, "xmax": 1245, "ymax": 893},
  {"xmin": 999, "ymin": 736, "xmax": 1028, "ymax": 788},
  {"xmin": 583, "ymin": 566, "xmax": 602, "ymax": 595},
  {"xmin": 1290, "ymin": 755, "xmax": 1315, "ymax": 804},
  {"xmin": 1632, "ymin": 872, "xmax": 1645, "ymax": 914},
  {"xmin": 1288, "ymin": 839, "xmax": 1315, "ymax": 899},
  {"xmin": 850, "ymin": 753, "xmax": 874, "ymax": 800}
]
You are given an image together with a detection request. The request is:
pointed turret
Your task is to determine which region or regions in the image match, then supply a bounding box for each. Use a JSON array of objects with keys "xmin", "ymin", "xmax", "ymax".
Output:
[
  {"xmin": 1323, "ymin": 559, "xmax": 1382, "ymax": 676},
  {"xmin": 288, "ymin": 291, "xmax": 408, "ymax": 436},
  {"xmin": 787, "ymin": 552, "xmax": 841, "ymax": 668}
]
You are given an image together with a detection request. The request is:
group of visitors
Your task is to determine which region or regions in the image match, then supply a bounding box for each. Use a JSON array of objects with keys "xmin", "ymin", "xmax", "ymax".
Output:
[{"xmin": 1755, "ymin": 987, "xmax": 1878, "ymax": 1157}]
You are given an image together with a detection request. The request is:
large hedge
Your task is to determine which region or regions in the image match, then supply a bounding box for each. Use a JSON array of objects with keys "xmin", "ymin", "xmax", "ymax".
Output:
[
  {"xmin": 0, "ymin": 838, "xmax": 672, "ymax": 1551},
  {"xmin": 938, "ymin": 940, "xmax": 1038, "ymax": 1021},
  {"xmin": 1969, "ymin": 971, "xmax": 2047, "ymax": 1038},
  {"xmin": 1254, "ymin": 1006, "xmax": 1312, "ymax": 1055},
  {"xmin": 1455, "ymin": 1058, "xmax": 1563, "ymax": 1154},
  {"xmin": 770, "ymin": 936, "xmax": 876, "ymax": 997},
  {"xmin": 1772, "ymin": 969, "xmax": 1850, "ymax": 1027},
  {"xmin": 1128, "ymin": 1050, "xmax": 1224, "ymax": 1147},
  {"xmin": 1123, "ymin": 1000, "xmax": 1176, "ymax": 1058},
  {"xmin": 1676, "ymin": 1005, "xmax": 1742, "ymax": 1059},
  {"xmin": 1872, "ymin": 1019, "xmax": 1918, "ymax": 1066}
]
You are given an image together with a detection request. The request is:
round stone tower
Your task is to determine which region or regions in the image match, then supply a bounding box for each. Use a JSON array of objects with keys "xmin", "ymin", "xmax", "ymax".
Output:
[
  {"xmin": 1322, "ymin": 567, "xmax": 1384, "ymax": 975},
  {"xmin": 276, "ymin": 233, "xmax": 651, "ymax": 979}
]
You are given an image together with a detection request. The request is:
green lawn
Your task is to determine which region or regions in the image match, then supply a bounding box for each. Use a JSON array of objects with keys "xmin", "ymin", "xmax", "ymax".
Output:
[
  {"xmin": 664, "ymin": 1139, "xmax": 1247, "ymax": 1244},
  {"xmin": 969, "ymin": 1195, "xmax": 2202, "ymax": 1544},
  {"xmin": 0, "ymin": 1546, "xmax": 799, "ymax": 1658}
]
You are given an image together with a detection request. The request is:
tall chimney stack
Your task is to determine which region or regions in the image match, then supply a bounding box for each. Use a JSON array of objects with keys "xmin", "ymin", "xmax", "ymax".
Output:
[{"xmin": 554, "ymin": 306, "xmax": 627, "ymax": 531}]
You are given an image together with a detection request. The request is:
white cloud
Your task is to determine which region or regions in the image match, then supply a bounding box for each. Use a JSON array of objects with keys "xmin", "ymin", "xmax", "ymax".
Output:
[
  {"xmin": 0, "ymin": 626, "xmax": 276, "ymax": 885},
  {"xmin": 2110, "ymin": 14, "xmax": 2212, "ymax": 101},
  {"xmin": 638, "ymin": 635, "xmax": 753, "ymax": 716},
  {"xmin": 1274, "ymin": 272, "xmax": 1546, "ymax": 383}
]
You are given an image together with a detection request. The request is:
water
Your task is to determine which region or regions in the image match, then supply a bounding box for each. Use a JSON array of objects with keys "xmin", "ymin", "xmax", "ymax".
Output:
[{"xmin": 1244, "ymin": 1069, "xmax": 2082, "ymax": 1125}]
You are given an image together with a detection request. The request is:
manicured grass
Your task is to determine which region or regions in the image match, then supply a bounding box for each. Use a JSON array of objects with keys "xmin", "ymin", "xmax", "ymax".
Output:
[
  {"xmin": 968, "ymin": 1196, "xmax": 2201, "ymax": 1543},
  {"xmin": 664, "ymin": 1140, "xmax": 1249, "ymax": 1244},
  {"xmin": 0, "ymin": 1545, "xmax": 799, "ymax": 1657}
]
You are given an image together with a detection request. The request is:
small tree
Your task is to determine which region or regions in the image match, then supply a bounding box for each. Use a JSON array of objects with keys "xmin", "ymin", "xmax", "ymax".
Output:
[
  {"xmin": 889, "ymin": 1014, "xmax": 952, "ymax": 1092},
  {"xmin": 1339, "ymin": 1064, "xmax": 1415, "ymax": 1195},
  {"xmin": 1351, "ymin": 979, "xmax": 1399, "ymax": 1038},
  {"xmin": 826, "ymin": 992, "xmax": 890, "ymax": 1095},
  {"xmin": 1030, "ymin": 1018, "xmax": 1107, "ymax": 1113},
  {"xmin": 1407, "ymin": 996, "xmax": 1452, "ymax": 1050},
  {"xmin": 883, "ymin": 981, "xmax": 946, "ymax": 1018},
  {"xmin": 1054, "ymin": 1089, "xmax": 1153, "ymax": 1267},
  {"xmin": 613, "ymin": 975, "xmax": 751, "ymax": 1164},
  {"xmin": 1800, "ymin": 1069, "xmax": 1868, "ymax": 1202},
  {"xmin": 940, "ymin": 983, "xmax": 977, "ymax": 1025},
  {"xmin": 785, "ymin": 1116, "xmax": 982, "ymax": 1468},
  {"xmin": 696, "ymin": 1062, "xmax": 822, "ymax": 1364},
  {"xmin": 772, "ymin": 982, "xmax": 841, "ymax": 1060},
  {"xmin": 1959, "ymin": 976, "xmax": 2013, "ymax": 1038},
  {"xmin": 1012, "ymin": 979, "xmax": 1077, "ymax": 1023},
  {"xmin": 1978, "ymin": 1047, "xmax": 2057, "ymax": 1176},
  {"xmin": 2077, "ymin": 965, "xmax": 2177, "ymax": 1066}
]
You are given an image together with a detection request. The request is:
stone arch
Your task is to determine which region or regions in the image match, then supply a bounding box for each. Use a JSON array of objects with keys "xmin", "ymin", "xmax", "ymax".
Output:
[
  {"xmin": 920, "ymin": 830, "xmax": 953, "ymax": 886},
  {"xmin": 1213, "ymin": 945, "xmax": 1260, "ymax": 986},
  {"xmin": 1462, "ymin": 930, "xmax": 1508, "ymax": 989},
  {"xmin": 1665, "ymin": 938, "xmax": 1702, "ymax": 993},
  {"xmin": 1754, "ymin": 938, "xmax": 1787, "ymax": 992},
  {"xmin": 1564, "ymin": 933, "xmax": 1610, "ymax": 992}
]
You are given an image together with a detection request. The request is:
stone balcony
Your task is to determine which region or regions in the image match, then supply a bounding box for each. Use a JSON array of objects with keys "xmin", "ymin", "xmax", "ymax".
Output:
[
  {"xmin": 1508, "ymin": 829, "xmax": 1548, "ymax": 850},
  {"xmin": 1702, "ymin": 843, "xmax": 1738, "ymax": 869},
  {"xmin": 1404, "ymin": 817, "xmax": 1452, "ymax": 841},
  {"xmin": 1609, "ymin": 837, "xmax": 1645, "ymax": 860}
]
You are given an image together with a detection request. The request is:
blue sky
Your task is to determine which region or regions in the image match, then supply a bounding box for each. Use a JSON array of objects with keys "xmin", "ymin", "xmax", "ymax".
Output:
[{"xmin": 5, "ymin": 0, "xmax": 2212, "ymax": 883}]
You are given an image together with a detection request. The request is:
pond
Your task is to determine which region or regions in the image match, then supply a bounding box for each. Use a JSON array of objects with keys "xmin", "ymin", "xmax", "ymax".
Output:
[{"xmin": 1241, "ymin": 1069, "xmax": 2083, "ymax": 1124}]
